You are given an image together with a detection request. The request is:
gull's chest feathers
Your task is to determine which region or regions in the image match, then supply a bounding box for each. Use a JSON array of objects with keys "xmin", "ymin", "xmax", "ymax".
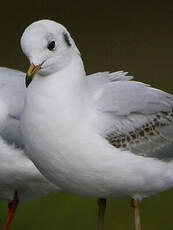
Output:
[{"xmin": 22, "ymin": 72, "xmax": 91, "ymax": 154}]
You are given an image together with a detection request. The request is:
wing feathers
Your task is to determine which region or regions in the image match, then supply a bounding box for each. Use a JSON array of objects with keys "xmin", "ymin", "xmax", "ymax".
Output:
[
  {"xmin": 97, "ymin": 81, "xmax": 173, "ymax": 115},
  {"xmin": 92, "ymin": 72, "xmax": 173, "ymax": 160}
]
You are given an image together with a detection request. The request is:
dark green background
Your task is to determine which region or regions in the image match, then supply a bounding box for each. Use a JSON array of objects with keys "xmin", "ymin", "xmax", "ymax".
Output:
[{"xmin": 0, "ymin": 1, "xmax": 173, "ymax": 229}]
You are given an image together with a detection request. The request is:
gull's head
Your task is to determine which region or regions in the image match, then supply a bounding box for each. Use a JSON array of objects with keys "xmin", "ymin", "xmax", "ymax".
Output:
[{"xmin": 20, "ymin": 19, "xmax": 79, "ymax": 87}]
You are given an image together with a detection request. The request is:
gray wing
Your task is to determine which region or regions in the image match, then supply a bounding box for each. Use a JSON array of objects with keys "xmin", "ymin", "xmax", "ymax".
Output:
[
  {"xmin": 0, "ymin": 67, "xmax": 26, "ymax": 148},
  {"xmin": 91, "ymin": 72, "xmax": 173, "ymax": 161}
]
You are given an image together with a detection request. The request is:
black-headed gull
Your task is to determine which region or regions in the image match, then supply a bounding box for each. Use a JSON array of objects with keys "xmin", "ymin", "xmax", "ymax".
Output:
[{"xmin": 21, "ymin": 19, "xmax": 173, "ymax": 230}]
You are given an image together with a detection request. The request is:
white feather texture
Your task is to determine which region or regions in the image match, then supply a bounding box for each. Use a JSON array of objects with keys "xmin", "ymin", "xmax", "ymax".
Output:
[
  {"xmin": 0, "ymin": 67, "xmax": 59, "ymax": 202},
  {"xmin": 0, "ymin": 67, "xmax": 128, "ymax": 201},
  {"xmin": 20, "ymin": 19, "xmax": 173, "ymax": 201}
]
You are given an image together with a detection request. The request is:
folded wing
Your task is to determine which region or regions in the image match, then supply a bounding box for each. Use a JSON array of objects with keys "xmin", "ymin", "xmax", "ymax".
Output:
[{"xmin": 92, "ymin": 71, "xmax": 173, "ymax": 160}]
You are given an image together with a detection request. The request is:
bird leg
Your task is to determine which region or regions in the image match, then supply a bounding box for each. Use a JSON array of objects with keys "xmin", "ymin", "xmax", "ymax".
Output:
[
  {"xmin": 3, "ymin": 191, "xmax": 19, "ymax": 230},
  {"xmin": 131, "ymin": 198, "xmax": 141, "ymax": 230},
  {"xmin": 97, "ymin": 198, "xmax": 106, "ymax": 230}
]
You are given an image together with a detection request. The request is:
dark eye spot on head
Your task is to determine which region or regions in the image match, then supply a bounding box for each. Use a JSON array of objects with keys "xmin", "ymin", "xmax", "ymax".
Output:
[
  {"xmin": 47, "ymin": 41, "xmax": 55, "ymax": 51},
  {"xmin": 63, "ymin": 32, "xmax": 71, "ymax": 47}
]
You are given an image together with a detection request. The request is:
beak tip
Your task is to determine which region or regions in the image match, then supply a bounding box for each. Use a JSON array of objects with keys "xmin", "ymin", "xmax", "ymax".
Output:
[{"xmin": 25, "ymin": 75, "xmax": 33, "ymax": 88}]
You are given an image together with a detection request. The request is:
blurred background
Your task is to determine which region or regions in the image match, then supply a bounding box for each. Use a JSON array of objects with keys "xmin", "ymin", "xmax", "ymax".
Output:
[{"xmin": 0, "ymin": 1, "xmax": 173, "ymax": 229}]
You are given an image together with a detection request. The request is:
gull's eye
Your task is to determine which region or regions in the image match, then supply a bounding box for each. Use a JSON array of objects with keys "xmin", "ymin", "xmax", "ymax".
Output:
[{"xmin": 47, "ymin": 41, "xmax": 55, "ymax": 51}]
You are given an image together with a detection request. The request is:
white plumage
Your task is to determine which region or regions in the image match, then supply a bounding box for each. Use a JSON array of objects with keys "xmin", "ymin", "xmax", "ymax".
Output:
[
  {"xmin": 20, "ymin": 19, "xmax": 173, "ymax": 200},
  {"xmin": 0, "ymin": 67, "xmax": 59, "ymax": 202},
  {"xmin": 0, "ymin": 67, "xmax": 127, "ymax": 201},
  {"xmin": 20, "ymin": 19, "xmax": 173, "ymax": 229}
]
